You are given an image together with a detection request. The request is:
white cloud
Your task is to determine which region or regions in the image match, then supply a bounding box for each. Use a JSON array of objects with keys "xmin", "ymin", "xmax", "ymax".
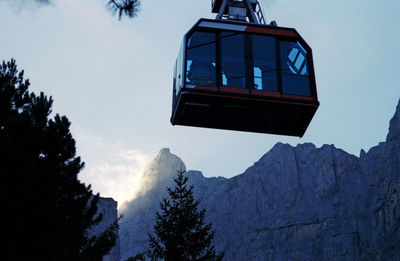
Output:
[
  {"xmin": 74, "ymin": 128, "xmax": 154, "ymax": 208},
  {"xmin": 118, "ymin": 149, "xmax": 151, "ymax": 163},
  {"xmin": 88, "ymin": 162, "xmax": 144, "ymax": 207}
]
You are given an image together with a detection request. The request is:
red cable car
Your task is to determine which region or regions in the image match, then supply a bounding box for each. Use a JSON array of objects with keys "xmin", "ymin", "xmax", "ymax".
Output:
[{"xmin": 171, "ymin": 0, "xmax": 319, "ymax": 137}]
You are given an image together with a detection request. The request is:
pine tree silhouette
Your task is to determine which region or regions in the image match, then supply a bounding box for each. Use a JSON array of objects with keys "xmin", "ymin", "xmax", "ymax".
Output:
[
  {"xmin": 147, "ymin": 168, "xmax": 224, "ymax": 261},
  {"xmin": 0, "ymin": 59, "xmax": 118, "ymax": 261},
  {"xmin": 5, "ymin": 0, "xmax": 140, "ymax": 20}
]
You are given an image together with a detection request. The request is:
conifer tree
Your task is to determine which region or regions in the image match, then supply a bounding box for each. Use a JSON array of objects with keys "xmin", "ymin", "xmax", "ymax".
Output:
[
  {"xmin": 107, "ymin": 0, "xmax": 140, "ymax": 19},
  {"xmin": 5, "ymin": 0, "xmax": 140, "ymax": 20},
  {"xmin": 0, "ymin": 59, "xmax": 118, "ymax": 261},
  {"xmin": 147, "ymin": 169, "xmax": 224, "ymax": 261}
]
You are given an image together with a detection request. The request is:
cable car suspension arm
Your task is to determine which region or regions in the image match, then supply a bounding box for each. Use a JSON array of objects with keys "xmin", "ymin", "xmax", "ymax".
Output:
[{"xmin": 212, "ymin": 0, "xmax": 266, "ymax": 24}]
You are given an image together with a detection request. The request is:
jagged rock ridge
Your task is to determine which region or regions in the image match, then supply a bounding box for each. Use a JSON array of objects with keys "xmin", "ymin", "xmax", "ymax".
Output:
[
  {"xmin": 119, "ymin": 98, "xmax": 400, "ymax": 260},
  {"xmin": 91, "ymin": 197, "xmax": 120, "ymax": 261}
]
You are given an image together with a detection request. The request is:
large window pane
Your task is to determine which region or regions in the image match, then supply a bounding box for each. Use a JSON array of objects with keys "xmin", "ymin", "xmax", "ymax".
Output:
[
  {"xmin": 186, "ymin": 32, "xmax": 216, "ymax": 87},
  {"xmin": 280, "ymin": 41, "xmax": 311, "ymax": 96},
  {"xmin": 220, "ymin": 32, "xmax": 246, "ymax": 89},
  {"xmin": 252, "ymin": 35, "xmax": 278, "ymax": 91}
]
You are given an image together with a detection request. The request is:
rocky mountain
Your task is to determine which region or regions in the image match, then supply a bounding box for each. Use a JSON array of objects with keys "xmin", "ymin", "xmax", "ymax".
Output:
[
  {"xmin": 119, "ymin": 98, "xmax": 400, "ymax": 260},
  {"xmin": 91, "ymin": 197, "xmax": 120, "ymax": 261}
]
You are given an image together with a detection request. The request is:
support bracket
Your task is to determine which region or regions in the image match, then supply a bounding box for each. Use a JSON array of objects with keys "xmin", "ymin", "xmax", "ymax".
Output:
[{"xmin": 212, "ymin": 0, "xmax": 266, "ymax": 24}]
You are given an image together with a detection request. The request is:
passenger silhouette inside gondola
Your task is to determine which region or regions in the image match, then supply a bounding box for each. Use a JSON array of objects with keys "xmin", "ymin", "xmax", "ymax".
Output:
[{"xmin": 187, "ymin": 60, "xmax": 216, "ymax": 86}]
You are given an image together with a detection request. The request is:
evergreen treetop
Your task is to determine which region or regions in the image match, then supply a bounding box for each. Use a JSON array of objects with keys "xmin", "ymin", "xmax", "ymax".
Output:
[
  {"xmin": 0, "ymin": 59, "xmax": 117, "ymax": 261},
  {"xmin": 147, "ymin": 168, "xmax": 224, "ymax": 261},
  {"xmin": 4, "ymin": 0, "xmax": 140, "ymax": 20}
]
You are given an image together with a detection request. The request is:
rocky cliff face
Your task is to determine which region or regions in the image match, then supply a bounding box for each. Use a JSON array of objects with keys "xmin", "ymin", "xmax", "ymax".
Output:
[
  {"xmin": 91, "ymin": 197, "xmax": 120, "ymax": 261},
  {"xmin": 119, "ymin": 148, "xmax": 186, "ymax": 259},
  {"xmin": 119, "ymin": 99, "xmax": 400, "ymax": 260}
]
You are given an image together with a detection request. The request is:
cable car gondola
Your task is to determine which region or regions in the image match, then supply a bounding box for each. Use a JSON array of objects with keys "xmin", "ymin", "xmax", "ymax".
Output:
[{"xmin": 170, "ymin": 0, "xmax": 319, "ymax": 137}]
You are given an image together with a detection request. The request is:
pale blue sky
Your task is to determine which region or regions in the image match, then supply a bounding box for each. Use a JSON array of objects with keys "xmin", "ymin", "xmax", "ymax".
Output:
[{"xmin": 1, "ymin": 0, "xmax": 399, "ymax": 205}]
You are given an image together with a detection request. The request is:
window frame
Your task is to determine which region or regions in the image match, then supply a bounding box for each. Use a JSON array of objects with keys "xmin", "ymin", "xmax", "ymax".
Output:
[
  {"xmin": 218, "ymin": 31, "xmax": 250, "ymax": 93},
  {"xmin": 278, "ymin": 40, "xmax": 312, "ymax": 97},
  {"xmin": 249, "ymin": 34, "xmax": 280, "ymax": 96},
  {"xmin": 181, "ymin": 20, "xmax": 318, "ymax": 101},
  {"xmin": 184, "ymin": 30, "xmax": 218, "ymax": 90}
]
